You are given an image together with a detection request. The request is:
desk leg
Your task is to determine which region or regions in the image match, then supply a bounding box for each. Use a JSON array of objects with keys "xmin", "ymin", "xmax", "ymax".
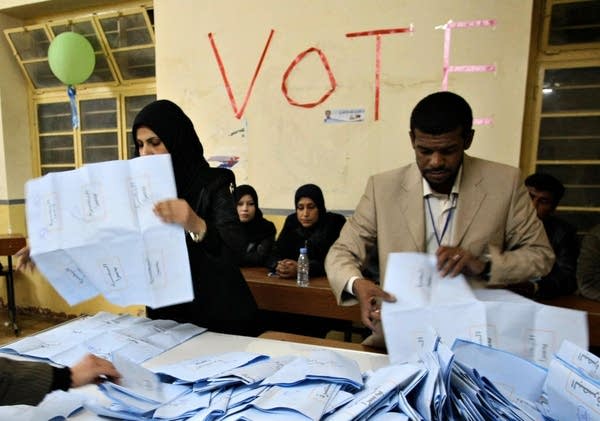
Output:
[{"xmin": 5, "ymin": 256, "xmax": 19, "ymax": 336}]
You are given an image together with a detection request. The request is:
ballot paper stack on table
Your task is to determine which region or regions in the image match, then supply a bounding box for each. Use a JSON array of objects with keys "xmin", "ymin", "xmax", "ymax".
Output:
[
  {"xmin": 1, "ymin": 311, "xmax": 598, "ymax": 419},
  {"xmin": 16, "ymin": 335, "xmax": 600, "ymax": 420},
  {"xmin": 24, "ymin": 155, "xmax": 194, "ymax": 309}
]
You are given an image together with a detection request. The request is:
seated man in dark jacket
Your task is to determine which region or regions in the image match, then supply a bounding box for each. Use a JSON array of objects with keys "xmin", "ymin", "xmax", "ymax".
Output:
[{"xmin": 508, "ymin": 173, "xmax": 579, "ymax": 299}]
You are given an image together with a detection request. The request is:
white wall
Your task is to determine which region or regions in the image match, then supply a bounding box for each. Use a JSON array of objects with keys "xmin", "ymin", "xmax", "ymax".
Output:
[{"xmin": 154, "ymin": 0, "xmax": 533, "ymax": 210}]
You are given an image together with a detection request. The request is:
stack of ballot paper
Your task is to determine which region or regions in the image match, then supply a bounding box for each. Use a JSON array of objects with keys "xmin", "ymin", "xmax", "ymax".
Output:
[
  {"xmin": 381, "ymin": 252, "xmax": 588, "ymax": 367},
  {"xmin": 10, "ymin": 332, "xmax": 600, "ymax": 420},
  {"xmin": 0, "ymin": 311, "xmax": 205, "ymax": 366},
  {"xmin": 25, "ymin": 155, "xmax": 194, "ymax": 309}
]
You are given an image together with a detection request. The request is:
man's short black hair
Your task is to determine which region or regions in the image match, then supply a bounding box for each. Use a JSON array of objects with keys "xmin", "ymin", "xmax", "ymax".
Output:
[
  {"xmin": 525, "ymin": 173, "xmax": 565, "ymax": 207},
  {"xmin": 410, "ymin": 91, "xmax": 473, "ymax": 139}
]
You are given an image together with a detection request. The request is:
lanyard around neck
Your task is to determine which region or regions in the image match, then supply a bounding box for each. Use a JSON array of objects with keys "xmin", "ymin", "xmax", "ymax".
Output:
[{"xmin": 426, "ymin": 196, "xmax": 455, "ymax": 247}]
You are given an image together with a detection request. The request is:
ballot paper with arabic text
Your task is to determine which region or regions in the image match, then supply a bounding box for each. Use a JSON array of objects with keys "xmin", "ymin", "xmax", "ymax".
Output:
[
  {"xmin": 25, "ymin": 155, "xmax": 194, "ymax": 308},
  {"xmin": 381, "ymin": 252, "xmax": 587, "ymax": 367}
]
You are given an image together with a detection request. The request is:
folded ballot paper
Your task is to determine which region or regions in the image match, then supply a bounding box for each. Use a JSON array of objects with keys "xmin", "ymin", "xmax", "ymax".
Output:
[
  {"xmin": 25, "ymin": 155, "xmax": 194, "ymax": 309},
  {"xmin": 381, "ymin": 252, "xmax": 588, "ymax": 366}
]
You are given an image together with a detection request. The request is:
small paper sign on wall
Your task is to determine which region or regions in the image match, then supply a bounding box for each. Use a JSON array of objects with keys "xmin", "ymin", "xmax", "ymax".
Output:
[{"xmin": 323, "ymin": 108, "xmax": 365, "ymax": 124}]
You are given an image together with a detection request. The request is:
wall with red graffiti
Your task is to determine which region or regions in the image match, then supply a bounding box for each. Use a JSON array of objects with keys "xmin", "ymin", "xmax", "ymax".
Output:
[{"xmin": 154, "ymin": 0, "xmax": 533, "ymax": 211}]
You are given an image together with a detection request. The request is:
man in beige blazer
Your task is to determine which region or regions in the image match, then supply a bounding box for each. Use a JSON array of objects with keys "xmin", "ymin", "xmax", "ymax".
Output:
[{"xmin": 325, "ymin": 91, "xmax": 554, "ymax": 340}]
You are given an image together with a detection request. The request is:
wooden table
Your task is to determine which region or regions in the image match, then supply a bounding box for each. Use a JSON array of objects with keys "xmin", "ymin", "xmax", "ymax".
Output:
[
  {"xmin": 537, "ymin": 295, "xmax": 600, "ymax": 349},
  {"xmin": 241, "ymin": 267, "xmax": 362, "ymax": 340},
  {"xmin": 0, "ymin": 234, "xmax": 27, "ymax": 336}
]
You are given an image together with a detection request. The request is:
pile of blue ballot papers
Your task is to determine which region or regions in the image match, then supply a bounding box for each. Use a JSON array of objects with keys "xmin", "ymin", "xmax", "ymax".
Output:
[
  {"xmin": 4, "ymin": 312, "xmax": 599, "ymax": 419},
  {"xmin": 76, "ymin": 338, "xmax": 600, "ymax": 420}
]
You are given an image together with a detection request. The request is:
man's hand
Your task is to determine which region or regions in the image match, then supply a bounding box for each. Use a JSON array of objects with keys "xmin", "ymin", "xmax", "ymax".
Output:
[
  {"xmin": 352, "ymin": 278, "xmax": 396, "ymax": 331},
  {"xmin": 276, "ymin": 259, "xmax": 298, "ymax": 279},
  {"xmin": 153, "ymin": 199, "xmax": 207, "ymax": 234},
  {"xmin": 436, "ymin": 246, "xmax": 486, "ymax": 278},
  {"xmin": 15, "ymin": 245, "xmax": 35, "ymax": 272},
  {"xmin": 70, "ymin": 354, "xmax": 121, "ymax": 387}
]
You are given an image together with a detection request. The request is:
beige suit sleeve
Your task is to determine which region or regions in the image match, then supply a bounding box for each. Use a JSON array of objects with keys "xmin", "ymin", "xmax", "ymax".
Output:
[
  {"xmin": 487, "ymin": 173, "xmax": 555, "ymax": 285},
  {"xmin": 326, "ymin": 176, "xmax": 378, "ymax": 305}
]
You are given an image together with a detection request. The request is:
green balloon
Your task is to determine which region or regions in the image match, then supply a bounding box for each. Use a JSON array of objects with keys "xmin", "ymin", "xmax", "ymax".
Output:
[{"xmin": 48, "ymin": 32, "xmax": 95, "ymax": 85}]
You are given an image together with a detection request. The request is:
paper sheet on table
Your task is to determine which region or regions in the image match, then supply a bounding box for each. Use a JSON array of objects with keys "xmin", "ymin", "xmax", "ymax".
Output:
[
  {"xmin": 0, "ymin": 312, "xmax": 206, "ymax": 366},
  {"xmin": 381, "ymin": 252, "xmax": 588, "ymax": 366},
  {"xmin": 25, "ymin": 155, "xmax": 193, "ymax": 308}
]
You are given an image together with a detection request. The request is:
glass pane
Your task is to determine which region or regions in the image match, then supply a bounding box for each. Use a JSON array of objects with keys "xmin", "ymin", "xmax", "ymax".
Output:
[
  {"xmin": 8, "ymin": 28, "xmax": 50, "ymax": 60},
  {"xmin": 86, "ymin": 54, "xmax": 115, "ymax": 83},
  {"xmin": 542, "ymin": 67, "xmax": 600, "ymax": 112},
  {"xmin": 536, "ymin": 164, "xmax": 600, "ymax": 185},
  {"xmin": 538, "ymin": 137, "xmax": 600, "ymax": 160},
  {"xmin": 555, "ymin": 210, "xmax": 600, "ymax": 234},
  {"xmin": 100, "ymin": 13, "xmax": 152, "ymax": 49},
  {"xmin": 82, "ymin": 133, "xmax": 119, "ymax": 163},
  {"xmin": 80, "ymin": 98, "xmax": 117, "ymax": 130},
  {"xmin": 41, "ymin": 166, "xmax": 75, "ymax": 175},
  {"xmin": 37, "ymin": 103, "xmax": 72, "ymax": 133},
  {"xmin": 539, "ymin": 116, "xmax": 600, "ymax": 137},
  {"xmin": 50, "ymin": 21, "xmax": 102, "ymax": 52},
  {"xmin": 562, "ymin": 185, "xmax": 600, "ymax": 208},
  {"xmin": 39, "ymin": 135, "xmax": 74, "ymax": 165},
  {"xmin": 549, "ymin": 1, "xmax": 600, "ymax": 45},
  {"xmin": 125, "ymin": 94, "xmax": 156, "ymax": 159},
  {"xmin": 23, "ymin": 61, "xmax": 62, "ymax": 89},
  {"xmin": 113, "ymin": 48, "xmax": 155, "ymax": 79}
]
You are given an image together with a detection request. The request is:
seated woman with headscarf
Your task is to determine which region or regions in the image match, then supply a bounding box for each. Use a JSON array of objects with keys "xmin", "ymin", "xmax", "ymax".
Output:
[
  {"xmin": 234, "ymin": 185, "xmax": 276, "ymax": 267},
  {"xmin": 133, "ymin": 100, "xmax": 258, "ymax": 336},
  {"xmin": 268, "ymin": 184, "xmax": 346, "ymax": 279}
]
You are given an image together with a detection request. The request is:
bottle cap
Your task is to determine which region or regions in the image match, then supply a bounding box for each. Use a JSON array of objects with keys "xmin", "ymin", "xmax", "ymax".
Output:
[{"xmin": 300, "ymin": 247, "xmax": 307, "ymax": 254}]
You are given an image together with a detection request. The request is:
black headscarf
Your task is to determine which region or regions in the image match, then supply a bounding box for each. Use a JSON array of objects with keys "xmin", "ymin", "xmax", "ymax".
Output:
[
  {"xmin": 132, "ymin": 100, "xmax": 209, "ymax": 204},
  {"xmin": 234, "ymin": 184, "xmax": 276, "ymax": 243},
  {"xmin": 294, "ymin": 184, "xmax": 327, "ymax": 226}
]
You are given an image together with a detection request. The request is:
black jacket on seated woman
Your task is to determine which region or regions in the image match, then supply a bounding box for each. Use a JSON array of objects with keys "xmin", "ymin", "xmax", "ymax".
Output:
[
  {"xmin": 267, "ymin": 184, "xmax": 346, "ymax": 278},
  {"xmin": 234, "ymin": 184, "xmax": 276, "ymax": 267}
]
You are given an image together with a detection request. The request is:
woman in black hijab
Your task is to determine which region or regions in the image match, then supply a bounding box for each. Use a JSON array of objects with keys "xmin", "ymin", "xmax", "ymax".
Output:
[
  {"xmin": 233, "ymin": 185, "xmax": 276, "ymax": 267},
  {"xmin": 132, "ymin": 99, "xmax": 258, "ymax": 336},
  {"xmin": 268, "ymin": 184, "xmax": 346, "ymax": 278}
]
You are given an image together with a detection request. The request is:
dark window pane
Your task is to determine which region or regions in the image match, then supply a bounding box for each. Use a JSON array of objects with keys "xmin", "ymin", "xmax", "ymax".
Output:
[
  {"xmin": 100, "ymin": 14, "xmax": 153, "ymax": 49},
  {"xmin": 24, "ymin": 61, "xmax": 62, "ymax": 89},
  {"xmin": 39, "ymin": 135, "xmax": 74, "ymax": 165},
  {"xmin": 51, "ymin": 21, "xmax": 102, "ymax": 52},
  {"xmin": 80, "ymin": 98, "xmax": 117, "ymax": 130},
  {"xmin": 549, "ymin": 1, "xmax": 600, "ymax": 45},
  {"xmin": 86, "ymin": 54, "xmax": 115, "ymax": 83},
  {"xmin": 561, "ymin": 185, "xmax": 600, "ymax": 208},
  {"xmin": 37, "ymin": 103, "xmax": 72, "ymax": 133},
  {"xmin": 539, "ymin": 116, "xmax": 600, "ymax": 138},
  {"xmin": 555, "ymin": 210, "xmax": 600, "ymax": 234},
  {"xmin": 536, "ymin": 164, "xmax": 600, "ymax": 185},
  {"xmin": 8, "ymin": 28, "xmax": 49, "ymax": 60},
  {"xmin": 542, "ymin": 67, "xmax": 600, "ymax": 112},
  {"xmin": 538, "ymin": 138, "xmax": 600, "ymax": 160},
  {"xmin": 41, "ymin": 166, "xmax": 75, "ymax": 175},
  {"xmin": 113, "ymin": 48, "xmax": 155, "ymax": 79},
  {"xmin": 542, "ymin": 87, "xmax": 600, "ymax": 112},
  {"xmin": 125, "ymin": 94, "xmax": 156, "ymax": 159},
  {"xmin": 82, "ymin": 133, "xmax": 119, "ymax": 163}
]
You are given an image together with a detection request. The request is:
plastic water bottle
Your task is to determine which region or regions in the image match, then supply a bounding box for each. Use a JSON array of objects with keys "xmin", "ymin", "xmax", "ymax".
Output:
[{"xmin": 297, "ymin": 247, "xmax": 309, "ymax": 287}]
